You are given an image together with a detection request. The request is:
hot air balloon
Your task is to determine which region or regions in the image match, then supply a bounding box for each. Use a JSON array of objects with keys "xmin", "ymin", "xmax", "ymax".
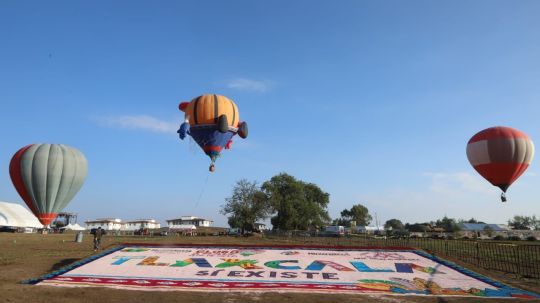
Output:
[
  {"xmin": 466, "ymin": 126, "xmax": 534, "ymax": 202},
  {"xmin": 9, "ymin": 144, "xmax": 88, "ymax": 226},
  {"xmin": 177, "ymin": 94, "xmax": 248, "ymax": 171}
]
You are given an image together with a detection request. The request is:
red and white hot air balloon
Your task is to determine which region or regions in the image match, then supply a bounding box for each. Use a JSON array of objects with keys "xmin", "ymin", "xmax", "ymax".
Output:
[{"xmin": 466, "ymin": 126, "xmax": 534, "ymax": 202}]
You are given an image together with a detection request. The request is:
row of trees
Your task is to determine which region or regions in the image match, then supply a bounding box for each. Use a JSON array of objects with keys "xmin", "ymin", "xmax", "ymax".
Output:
[
  {"xmin": 385, "ymin": 215, "xmax": 540, "ymax": 234},
  {"xmin": 221, "ymin": 173, "xmax": 540, "ymax": 233},
  {"xmin": 385, "ymin": 216, "xmax": 462, "ymax": 233},
  {"xmin": 220, "ymin": 173, "xmax": 330, "ymax": 233},
  {"xmin": 507, "ymin": 215, "xmax": 540, "ymax": 230},
  {"xmin": 332, "ymin": 204, "xmax": 372, "ymax": 227}
]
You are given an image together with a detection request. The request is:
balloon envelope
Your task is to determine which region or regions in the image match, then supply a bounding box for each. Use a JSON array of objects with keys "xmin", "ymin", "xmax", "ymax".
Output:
[
  {"xmin": 183, "ymin": 94, "xmax": 240, "ymax": 128},
  {"xmin": 9, "ymin": 144, "xmax": 88, "ymax": 226},
  {"xmin": 466, "ymin": 126, "xmax": 534, "ymax": 192},
  {"xmin": 179, "ymin": 94, "xmax": 242, "ymax": 163}
]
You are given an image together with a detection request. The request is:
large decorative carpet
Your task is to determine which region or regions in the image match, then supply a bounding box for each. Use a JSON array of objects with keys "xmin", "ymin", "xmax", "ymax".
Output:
[{"xmin": 25, "ymin": 244, "xmax": 539, "ymax": 298}]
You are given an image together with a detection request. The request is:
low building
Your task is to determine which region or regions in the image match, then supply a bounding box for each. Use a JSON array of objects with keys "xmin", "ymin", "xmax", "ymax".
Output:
[
  {"xmin": 124, "ymin": 219, "xmax": 161, "ymax": 231},
  {"xmin": 458, "ymin": 223, "xmax": 510, "ymax": 238},
  {"xmin": 85, "ymin": 218, "xmax": 123, "ymax": 231},
  {"xmin": 254, "ymin": 222, "xmax": 268, "ymax": 231},
  {"xmin": 166, "ymin": 216, "xmax": 213, "ymax": 228},
  {"xmin": 506, "ymin": 229, "xmax": 540, "ymax": 240},
  {"xmin": 168, "ymin": 224, "xmax": 197, "ymax": 236},
  {"xmin": 0, "ymin": 201, "xmax": 43, "ymax": 231}
]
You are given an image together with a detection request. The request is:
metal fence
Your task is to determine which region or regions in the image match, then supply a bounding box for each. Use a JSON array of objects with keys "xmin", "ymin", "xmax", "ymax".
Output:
[{"xmin": 263, "ymin": 231, "xmax": 540, "ymax": 279}]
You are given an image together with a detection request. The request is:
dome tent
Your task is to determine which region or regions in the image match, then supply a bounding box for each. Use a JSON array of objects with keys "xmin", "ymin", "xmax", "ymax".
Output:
[
  {"xmin": 0, "ymin": 201, "xmax": 43, "ymax": 229},
  {"xmin": 60, "ymin": 223, "xmax": 85, "ymax": 231}
]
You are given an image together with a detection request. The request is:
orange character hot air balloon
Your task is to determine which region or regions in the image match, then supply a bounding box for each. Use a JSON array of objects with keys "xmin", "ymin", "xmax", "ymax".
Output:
[
  {"xmin": 177, "ymin": 94, "xmax": 248, "ymax": 172},
  {"xmin": 466, "ymin": 126, "xmax": 535, "ymax": 202}
]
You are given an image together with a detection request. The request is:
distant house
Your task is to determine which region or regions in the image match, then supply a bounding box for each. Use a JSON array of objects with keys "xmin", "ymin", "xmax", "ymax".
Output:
[
  {"xmin": 124, "ymin": 219, "xmax": 161, "ymax": 231},
  {"xmin": 459, "ymin": 223, "xmax": 510, "ymax": 232},
  {"xmin": 170, "ymin": 224, "xmax": 197, "ymax": 236},
  {"xmin": 166, "ymin": 216, "xmax": 213, "ymax": 228},
  {"xmin": 407, "ymin": 224, "xmax": 445, "ymax": 238},
  {"xmin": 458, "ymin": 223, "xmax": 510, "ymax": 238},
  {"xmin": 85, "ymin": 218, "xmax": 123, "ymax": 231},
  {"xmin": 429, "ymin": 227, "xmax": 446, "ymax": 234},
  {"xmin": 254, "ymin": 223, "xmax": 267, "ymax": 231}
]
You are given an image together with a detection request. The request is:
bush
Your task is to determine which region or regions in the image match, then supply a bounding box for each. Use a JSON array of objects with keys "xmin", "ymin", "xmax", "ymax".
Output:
[
  {"xmin": 493, "ymin": 235, "xmax": 505, "ymax": 241},
  {"xmin": 508, "ymin": 236, "xmax": 521, "ymax": 241},
  {"xmin": 526, "ymin": 236, "xmax": 537, "ymax": 241},
  {"xmin": 461, "ymin": 236, "xmax": 470, "ymax": 240}
]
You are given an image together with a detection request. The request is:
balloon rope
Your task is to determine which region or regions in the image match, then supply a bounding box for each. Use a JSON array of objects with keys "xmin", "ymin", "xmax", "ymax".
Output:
[{"xmin": 194, "ymin": 173, "xmax": 210, "ymax": 209}]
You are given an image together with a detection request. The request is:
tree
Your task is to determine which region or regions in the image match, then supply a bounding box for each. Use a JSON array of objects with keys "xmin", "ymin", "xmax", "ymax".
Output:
[
  {"xmin": 337, "ymin": 204, "xmax": 372, "ymax": 227},
  {"xmin": 220, "ymin": 179, "xmax": 270, "ymax": 233},
  {"xmin": 483, "ymin": 225, "xmax": 494, "ymax": 237},
  {"xmin": 299, "ymin": 182, "xmax": 332, "ymax": 229},
  {"xmin": 534, "ymin": 217, "xmax": 540, "ymax": 230},
  {"xmin": 405, "ymin": 223, "xmax": 428, "ymax": 233},
  {"xmin": 261, "ymin": 173, "xmax": 330, "ymax": 230},
  {"xmin": 508, "ymin": 215, "xmax": 539, "ymax": 230},
  {"xmin": 459, "ymin": 217, "xmax": 485, "ymax": 224},
  {"xmin": 435, "ymin": 216, "xmax": 461, "ymax": 232},
  {"xmin": 384, "ymin": 219, "xmax": 404, "ymax": 231},
  {"xmin": 332, "ymin": 218, "xmax": 346, "ymax": 226}
]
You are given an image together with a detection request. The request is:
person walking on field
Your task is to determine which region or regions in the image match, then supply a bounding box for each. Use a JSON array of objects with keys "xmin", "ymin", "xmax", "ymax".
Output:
[{"xmin": 92, "ymin": 227, "xmax": 105, "ymax": 251}]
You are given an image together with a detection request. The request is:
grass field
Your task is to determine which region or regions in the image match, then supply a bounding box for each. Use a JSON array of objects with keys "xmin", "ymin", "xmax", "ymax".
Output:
[{"xmin": 1, "ymin": 232, "xmax": 540, "ymax": 303}]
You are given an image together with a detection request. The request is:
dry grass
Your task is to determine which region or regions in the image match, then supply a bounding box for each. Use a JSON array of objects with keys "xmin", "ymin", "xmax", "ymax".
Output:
[{"xmin": 1, "ymin": 232, "xmax": 539, "ymax": 303}]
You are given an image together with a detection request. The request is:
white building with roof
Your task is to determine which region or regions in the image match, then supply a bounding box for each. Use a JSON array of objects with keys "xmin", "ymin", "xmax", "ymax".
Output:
[
  {"xmin": 0, "ymin": 201, "xmax": 43, "ymax": 230},
  {"xmin": 166, "ymin": 216, "xmax": 213, "ymax": 228},
  {"xmin": 124, "ymin": 219, "xmax": 161, "ymax": 231},
  {"xmin": 254, "ymin": 223, "xmax": 268, "ymax": 231},
  {"xmin": 85, "ymin": 218, "xmax": 124, "ymax": 231}
]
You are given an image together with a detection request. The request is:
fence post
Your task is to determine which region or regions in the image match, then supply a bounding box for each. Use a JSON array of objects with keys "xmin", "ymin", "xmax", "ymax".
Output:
[
  {"xmin": 476, "ymin": 241, "xmax": 480, "ymax": 266},
  {"xmin": 444, "ymin": 240, "xmax": 448, "ymax": 256},
  {"xmin": 514, "ymin": 245, "xmax": 521, "ymax": 278}
]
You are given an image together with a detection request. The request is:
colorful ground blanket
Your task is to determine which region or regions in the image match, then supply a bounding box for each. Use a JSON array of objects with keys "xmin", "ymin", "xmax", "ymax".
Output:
[{"xmin": 26, "ymin": 244, "xmax": 538, "ymax": 298}]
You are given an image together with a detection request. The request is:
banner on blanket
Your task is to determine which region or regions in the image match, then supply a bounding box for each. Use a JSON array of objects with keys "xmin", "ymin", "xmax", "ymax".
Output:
[{"xmin": 34, "ymin": 245, "xmax": 538, "ymax": 298}]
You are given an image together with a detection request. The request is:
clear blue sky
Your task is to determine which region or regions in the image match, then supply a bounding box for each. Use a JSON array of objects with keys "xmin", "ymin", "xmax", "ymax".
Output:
[{"xmin": 1, "ymin": 1, "xmax": 539, "ymax": 227}]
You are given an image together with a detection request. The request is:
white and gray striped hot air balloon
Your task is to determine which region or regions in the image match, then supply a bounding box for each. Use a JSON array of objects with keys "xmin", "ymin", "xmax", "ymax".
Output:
[{"xmin": 9, "ymin": 144, "xmax": 88, "ymax": 226}]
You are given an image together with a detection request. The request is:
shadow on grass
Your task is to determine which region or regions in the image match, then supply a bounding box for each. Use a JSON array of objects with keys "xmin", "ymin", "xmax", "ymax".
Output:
[{"xmin": 50, "ymin": 258, "xmax": 80, "ymax": 271}]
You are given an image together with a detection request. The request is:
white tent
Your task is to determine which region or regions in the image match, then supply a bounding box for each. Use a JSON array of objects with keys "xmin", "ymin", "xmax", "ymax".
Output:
[
  {"xmin": 355, "ymin": 225, "xmax": 384, "ymax": 233},
  {"xmin": 61, "ymin": 223, "xmax": 86, "ymax": 231},
  {"xmin": 0, "ymin": 201, "xmax": 43, "ymax": 228}
]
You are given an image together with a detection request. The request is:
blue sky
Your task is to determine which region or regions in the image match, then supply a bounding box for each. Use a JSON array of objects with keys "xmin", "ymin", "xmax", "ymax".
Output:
[{"xmin": 1, "ymin": 1, "xmax": 539, "ymax": 227}]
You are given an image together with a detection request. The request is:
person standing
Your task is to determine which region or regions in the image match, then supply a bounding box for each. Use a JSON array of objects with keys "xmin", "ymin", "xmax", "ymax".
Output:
[{"xmin": 93, "ymin": 227, "xmax": 105, "ymax": 251}]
